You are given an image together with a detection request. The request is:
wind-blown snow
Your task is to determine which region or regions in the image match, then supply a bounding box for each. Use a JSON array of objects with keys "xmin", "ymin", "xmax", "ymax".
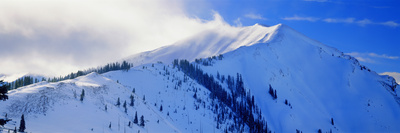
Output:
[{"xmin": 125, "ymin": 23, "xmax": 282, "ymax": 66}]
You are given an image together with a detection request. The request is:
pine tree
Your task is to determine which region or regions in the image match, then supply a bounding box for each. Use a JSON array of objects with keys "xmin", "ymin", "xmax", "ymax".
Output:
[
  {"xmin": 109, "ymin": 122, "xmax": 111, "ymax": 129},
  {"xmin": 80, "ymin": 89, "xmax": 85, "ymax": 102},
  {"xmin": 160, "ymin": 105, "xmax": 163, "ymax": 112},
  {"xmin": 123, "ymin": 100, "xmax": 127, "ymax": 113},
  {"xmin": 133, "ymin": 111, "xmax": 138, "ymax": 124},
  {"xmin": 116, "ymin": 97, "xmax": 121, "ymax": 107},
  {"xmin": 19, "ymin": 114, "xmax": 25, "ymax": 132},
  {"xmin": 0, "ymin": 80, "xmax": 9, "ymax": 101},
  {"xmin": 140, "ymin": 115, "xmax": 145, "ymax": 127},
  {"xmin": 331, "ymin": 118, "xmax": 334, "ymax": 125},
  {"xmin": 130, "ymin": 95, "xmax": 134, "ymax": 106}
]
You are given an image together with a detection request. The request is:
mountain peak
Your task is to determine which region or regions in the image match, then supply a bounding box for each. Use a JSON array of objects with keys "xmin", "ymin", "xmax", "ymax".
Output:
[{"xmin": 125, "ymin": 23, "xmax": 340, "ymax": 66}]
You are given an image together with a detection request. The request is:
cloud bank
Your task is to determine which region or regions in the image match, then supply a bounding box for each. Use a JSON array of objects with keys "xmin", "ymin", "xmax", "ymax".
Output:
[
  {"xmin": 244, "ymin": 13, "xmax": 267, "ymax": 20},
  {"xmin": 282, "ymin": 15, "xmax": 320, "ymax": 22},
  {"xmin": 0, "ymin": 0, "xmax": 231, "ymax": 77}
]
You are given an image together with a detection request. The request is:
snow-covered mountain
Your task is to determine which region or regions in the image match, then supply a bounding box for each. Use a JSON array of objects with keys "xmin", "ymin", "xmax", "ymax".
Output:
[
  {"xmin": 1, "ymin": 24, "xmax": 399, "ymax": 133},
  {"xmin": 125, "ymin": 23, "xmax": 281, "ymax": 66}
]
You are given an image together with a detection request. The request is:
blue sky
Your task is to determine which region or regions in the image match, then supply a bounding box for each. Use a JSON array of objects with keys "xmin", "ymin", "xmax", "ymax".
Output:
[
  {"xmin": 184, "ymin": 0, "xmax": 400, "ymax": 74},
  {"xmin": 0, "ymin": 0, "xmax": 398, "ymax": 76}
]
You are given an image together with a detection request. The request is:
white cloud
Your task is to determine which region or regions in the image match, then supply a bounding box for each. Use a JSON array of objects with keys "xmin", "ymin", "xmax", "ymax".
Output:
[
  {"xmin": 0, "ymin": 0, "xmax": 232, "ymax": 77},
  {"xmin": 356, "ymin": 19, "xmax": 373, "ymax": 26},
  {"xmin": 303, "ymin": 0, "xmax": 329, "ymax": 2},
  {"xmin": 368, "ymin": 53, "xmax": 399, "ymax": 60},
  {"xmin": 323, "ymin": 18, "xmax": 355, "ymax": 23},
  {"xmin": 381, "ymin": 21, "xmax": 399, "ymax": 27},
  {"xmin": 346, "ymin": 52, "xmax": 399, "ymax": 64},
  {"xmin": 282, "ymin": 15, "xmax": 319, "ymax": 22},
  {"xmin": 244, "ymin": 13, "xmax": 267, "ymax": 20},
  {"xmin": 286, "ymin": 15, "xmax": 398, "ymax": 27}
]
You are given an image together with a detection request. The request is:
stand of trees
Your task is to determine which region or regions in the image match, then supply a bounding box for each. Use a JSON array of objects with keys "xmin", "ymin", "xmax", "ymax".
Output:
[{"xmin": 173, "ymin": 59, "xmax": 270, "ymax": 133}]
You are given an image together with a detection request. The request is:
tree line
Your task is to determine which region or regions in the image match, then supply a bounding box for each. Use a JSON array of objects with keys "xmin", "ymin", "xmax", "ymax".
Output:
[{"xmin": 5, "ymin": 61, "xmax": 132, "ymax": 91}]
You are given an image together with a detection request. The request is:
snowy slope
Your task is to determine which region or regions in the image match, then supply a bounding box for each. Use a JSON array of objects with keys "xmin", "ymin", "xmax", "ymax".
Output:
[
  {"xmin": 0, "ymin": 72, "xmax": 180, "ymax": 133},
  {"xmin": 197, "ymin": 24, "xmax": 400, "ymax": 132},
  {"xmin": 0, "ymin": 65, "xmax": 235, "ymax": 133}
]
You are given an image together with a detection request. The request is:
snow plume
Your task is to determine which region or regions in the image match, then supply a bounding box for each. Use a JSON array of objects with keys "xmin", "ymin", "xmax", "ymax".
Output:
[{"xmin": 0, "ymin": 0, "xmax": 233, "ymax": 77}]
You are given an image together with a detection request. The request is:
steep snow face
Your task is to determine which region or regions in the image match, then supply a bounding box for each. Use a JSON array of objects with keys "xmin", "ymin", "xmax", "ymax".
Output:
[
  {"xmin": 198, "ymin": 24, "xmax": 400, "ymax": 132},
  {"xmin": 125, "ymin": 24, "xmax": 281, "ymax": 66}
]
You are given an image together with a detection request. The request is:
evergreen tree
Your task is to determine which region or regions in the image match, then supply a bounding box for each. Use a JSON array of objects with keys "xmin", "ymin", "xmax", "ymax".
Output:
[
  {"xmin": 130, "ymin": 94, "xmax": 134, "ymax": 106},
  {"xmin": 19, "ymin": 114, "xmax": 25, "ymax": 132},
  {"xmin": 331, "ymin": 118, "xmax": 334, "ymax": 125},
  {"xmin": 123, "ymin": 100, "xmax": 127, "ymax": 113},
  {"xmin": 109, "ymin": 122, "xmax": 111, "ymax": 129},
  {"xmin": 160, "ymin": 105, "xmax": 163, "ymax": 112},
  {"xmin": 140, "ymin": 115, "xmax": 145, "ymax": 127},
  {"xmin": 80, "ymin": 89, "xmax": 85, "ymax": 102},
  {"xmin": 133, "ymin": 112, "xmax": 138, "ymax": 124},
  {"xmin": 193, "ymin": 90, "xmax": 197, "ymax": 99},
  {"xmin": 116, "ymin": 97, "xmax": 121, "ymax": 107},
  {"xmin": 0, "ymin": 80, "xmax": 9, "ymax": 101},
  {"xmin": 268, "ymin": 84, "xmax": 274, "ymax": 99}
]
